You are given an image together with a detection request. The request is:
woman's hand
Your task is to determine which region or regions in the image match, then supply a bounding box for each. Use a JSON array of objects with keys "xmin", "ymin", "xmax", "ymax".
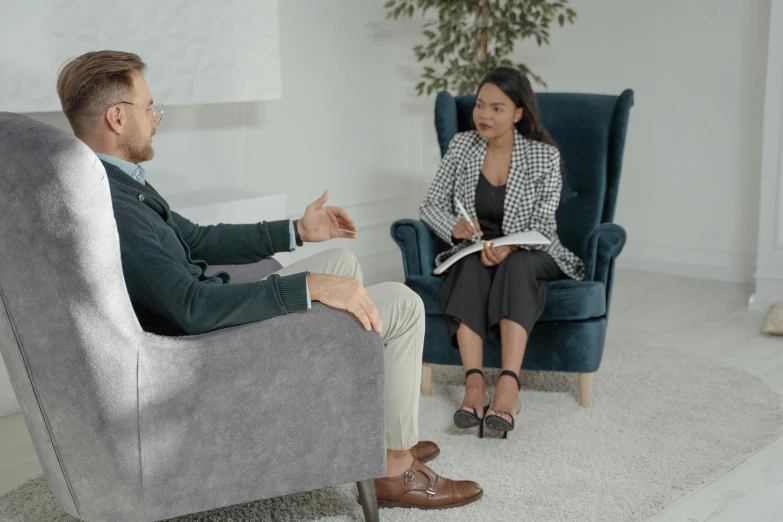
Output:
[
  {"xmin": 452, "ymin": 218, "xmax": 483, "ymax": 241},
  {"xmin": 480, "ymin": 244, "xmax": 519, "ymax": 267}
]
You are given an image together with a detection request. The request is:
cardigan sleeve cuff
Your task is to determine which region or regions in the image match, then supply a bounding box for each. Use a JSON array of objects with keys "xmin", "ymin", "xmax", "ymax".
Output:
[
  {"xmin": 266, "ymin": 219, "xmax": 293, "ymax": 253},
  {"xmin": 277, "ymin": 272, "xmax": 310, "ymax": 312},
  {"xmin": 289, "ymin": 220, "xmax": 298, "ymax": 251}
]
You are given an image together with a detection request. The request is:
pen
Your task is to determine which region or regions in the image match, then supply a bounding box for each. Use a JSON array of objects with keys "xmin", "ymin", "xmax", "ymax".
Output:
[{"xmin": 455, "ymin": 198, "xmax": 481, "ymax": 243}]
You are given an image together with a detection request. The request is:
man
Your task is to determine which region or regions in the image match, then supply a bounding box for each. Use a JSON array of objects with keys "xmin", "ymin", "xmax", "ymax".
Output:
[{"xmin": 55, "ymin": 50, "xmax": 482, "ymax": 510}]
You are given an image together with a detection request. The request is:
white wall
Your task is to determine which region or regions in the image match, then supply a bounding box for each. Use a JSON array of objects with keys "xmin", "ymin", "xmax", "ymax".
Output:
[
  {"xmin": 237, "ymin": 1, "xmax": 430, "ymax": 279},
  {"xmin": 0, "ymin": 0, "xmax": 429, "ymax": 418},
  {"xmin": 751, "ymin": 0, "xmax": 783, "ymax": 312},
  {"xmin": 0, "ymin": 1, "xmax": 282, "ymax": 112},
  {"xmin": 415, "ymin": 0, "xmax": 772, "ymax": 284}
]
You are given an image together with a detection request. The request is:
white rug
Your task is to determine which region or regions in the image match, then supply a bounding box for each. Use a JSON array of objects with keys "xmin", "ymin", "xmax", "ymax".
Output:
[{"xmin": 1, "ymin": 340, "xmax": 781, "ymax": 522}]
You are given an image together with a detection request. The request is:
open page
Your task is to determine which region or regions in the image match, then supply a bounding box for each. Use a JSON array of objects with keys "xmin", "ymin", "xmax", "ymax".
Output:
[{"xmin": 433, "ymin": 230, "xmax": 551, "ymax": 275}]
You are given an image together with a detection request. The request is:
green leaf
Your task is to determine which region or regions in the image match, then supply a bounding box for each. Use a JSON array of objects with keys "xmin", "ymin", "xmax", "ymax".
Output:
[
  {"xmin": 384, "ymin": 0, "xmax": 395, "ymax": 8},
  {"xmin": 400, "ymin": 0, "xmax": 576, "ymax": 94}
]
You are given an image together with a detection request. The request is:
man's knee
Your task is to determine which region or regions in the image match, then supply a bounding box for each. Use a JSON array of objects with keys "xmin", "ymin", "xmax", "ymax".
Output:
[
  {"xmin": 393, "ymin": 282, "xmax": 424, "ymax": 311},
  {"xmin": 402, "ymin": 284, "xmax": 425, "ymax": 320},
  {"xmin": 383, "ymin": 282, "xmax": 425, "ymax": 327},
  {"xmin": 379, "ymin": 283, "xmax": 424, "ymax": 356},
  {"xmin": 371, "ymin": 282, "xmax": 424, "ymax": 315},
  {"xmin": 322, "ymin": 248, "xmax": 363, "ymax": 282}
]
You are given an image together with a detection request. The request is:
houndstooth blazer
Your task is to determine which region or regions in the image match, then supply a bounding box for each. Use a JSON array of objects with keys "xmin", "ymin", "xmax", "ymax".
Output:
[{"xmin": 419, "ymin": 129, "xmax": 585, "ymax": 281}]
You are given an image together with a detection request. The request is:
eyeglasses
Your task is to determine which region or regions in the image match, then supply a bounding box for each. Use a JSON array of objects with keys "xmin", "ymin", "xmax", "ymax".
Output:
[{"xmin": 104, "ymin": 101, "xmax": 164, "ymax": 123}]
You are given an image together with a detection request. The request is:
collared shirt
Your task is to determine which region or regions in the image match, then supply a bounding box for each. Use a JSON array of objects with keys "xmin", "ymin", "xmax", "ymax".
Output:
[
  {"xmin": 97, "ymin": 153, "xmax": 147, "ymax": 185},
  {"xmin": 96, "ymin": 153, "xmax": 310, "ymax": 308}
]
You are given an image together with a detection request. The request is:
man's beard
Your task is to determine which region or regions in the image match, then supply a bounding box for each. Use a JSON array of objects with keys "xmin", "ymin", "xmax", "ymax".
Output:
[{"xmin": 120, "ymin": 118, "xmax": 155, "ymax": 164}]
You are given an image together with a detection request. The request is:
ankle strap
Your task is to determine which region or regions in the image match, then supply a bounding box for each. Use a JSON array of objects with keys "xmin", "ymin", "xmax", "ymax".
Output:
[
  {"xmin": 499, "ymin": 370, "xmax": 520, "ymax": 390},
  {"xmin": 465, "ymin": 369, "xmax": 484, "ymax": 380}
]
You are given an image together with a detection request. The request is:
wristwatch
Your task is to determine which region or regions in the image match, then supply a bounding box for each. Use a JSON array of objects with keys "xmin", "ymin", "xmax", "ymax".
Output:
[{"xmin": 293, "ymin": 220, "xmax": 304, "ymax": 247}]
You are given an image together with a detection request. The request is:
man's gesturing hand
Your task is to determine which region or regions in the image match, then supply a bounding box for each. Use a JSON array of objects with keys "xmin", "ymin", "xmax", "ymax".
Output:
[
  {"xmin": 307, "ymin": 274, "xmax": 382, "ymax": 333},
  {"xmin": 298, "ymin": 191, "xmax": 358, "ymax": 243}
]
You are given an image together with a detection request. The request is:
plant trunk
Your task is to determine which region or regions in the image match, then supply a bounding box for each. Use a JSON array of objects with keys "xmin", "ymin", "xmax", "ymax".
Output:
[
  {"xmin": 481, "ymin": 2, "xmax": 488, "ymax": 61},
  {"xmin": 473, "ymin": 0, "xmax": 488, "ymax": 62}
]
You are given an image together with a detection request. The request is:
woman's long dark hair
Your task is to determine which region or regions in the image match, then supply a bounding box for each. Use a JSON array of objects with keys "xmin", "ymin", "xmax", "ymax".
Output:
[{"xmin": 477, "ymin": 67, "xmax": 559, "ymax": 151}]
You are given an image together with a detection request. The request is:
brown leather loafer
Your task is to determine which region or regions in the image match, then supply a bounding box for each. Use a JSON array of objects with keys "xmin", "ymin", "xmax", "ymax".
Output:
[
  {"xmin": 374, "ymin": 460, "xmax": 483, "ymax": 509},
  {"xmin": 411, "ymin": 440, "xmax": 440, "ymax": 464}
]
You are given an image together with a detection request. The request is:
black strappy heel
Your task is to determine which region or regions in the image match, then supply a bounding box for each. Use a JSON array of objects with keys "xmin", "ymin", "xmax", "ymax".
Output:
[
  {"xmin": 453, "ymin": 369, "xmax": 491, "ymax": 438},
  {"xmin": 484, "ymin": 370, "xmax": 521, "ymax": 439}
]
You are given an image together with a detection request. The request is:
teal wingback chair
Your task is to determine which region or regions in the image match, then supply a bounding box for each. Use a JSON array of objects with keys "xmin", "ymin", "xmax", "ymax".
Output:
[{"xmin": 391, "ymin": 89, "xmax": 634, "ymax": 407}]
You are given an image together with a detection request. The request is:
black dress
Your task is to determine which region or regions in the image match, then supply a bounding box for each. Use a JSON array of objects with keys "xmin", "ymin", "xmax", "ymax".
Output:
[{"xmin": 439, "ymin": 173, "xmax": 564, "ymax": 347}]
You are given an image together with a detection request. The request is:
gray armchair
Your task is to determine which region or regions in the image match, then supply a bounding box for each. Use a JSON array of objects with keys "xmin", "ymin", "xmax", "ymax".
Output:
[{"xmin": 0, "ymin": 113, "xmax": 386, "ymax": 522}]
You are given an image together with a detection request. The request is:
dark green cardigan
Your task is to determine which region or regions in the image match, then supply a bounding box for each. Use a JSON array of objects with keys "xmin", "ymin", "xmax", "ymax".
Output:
[{"xmin": 103, "ymin": 161, "xmax": 309, "ymax": 336}]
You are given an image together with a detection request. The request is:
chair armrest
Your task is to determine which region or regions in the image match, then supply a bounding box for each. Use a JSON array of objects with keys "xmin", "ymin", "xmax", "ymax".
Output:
[
  {"xmin": 390, "ymin": 219, "xmax": 444, "ymax": 277},
  {"xmin": 584, "ymin": 223, "xmax": 626, "ymax": 312},
  {"xmin": 139, "ymin": 304, "xmax": 386, "ymax": 520},
  {"xmin": 584, "ymin": 223, "xmax": 626, "ymax": 283}
]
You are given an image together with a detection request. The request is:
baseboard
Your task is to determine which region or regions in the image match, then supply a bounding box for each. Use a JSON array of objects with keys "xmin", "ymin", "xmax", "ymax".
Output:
[
  {"xmin": 0, "ymin": 392, "xmax": 19, "ymax": 418},
  {"xmin": 0, "ymin": 403, "xmax": 19, "ymax": 419},
  {"xmin": 749, "ymin": 275, "xmax": 783, "ymax": 312},
  {"xmin": 748, "ymin": 294, "xmax": 779, "ymax": 313},
  {"xmin": 617, "ymin": 257, "xmax": 754, "ymax": 284},
  {"xmin": 0, "ymin": 373, "xmax": 20, "ymax": 418},
  {"xmin": 617, "ymin": 241, "xmax": 756, "ymax": 284}
]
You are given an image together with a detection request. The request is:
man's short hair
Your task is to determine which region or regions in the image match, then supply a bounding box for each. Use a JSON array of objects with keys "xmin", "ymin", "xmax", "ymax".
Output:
[{"xmin": 56, "ymin": 50, "xmax": 147, "ymax": 135}]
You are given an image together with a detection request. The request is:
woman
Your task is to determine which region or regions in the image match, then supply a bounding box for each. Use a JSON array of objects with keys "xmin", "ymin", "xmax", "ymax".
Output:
[{"xmin": 419, "ymin": 67, "xmax": 584, "ymax": 438}]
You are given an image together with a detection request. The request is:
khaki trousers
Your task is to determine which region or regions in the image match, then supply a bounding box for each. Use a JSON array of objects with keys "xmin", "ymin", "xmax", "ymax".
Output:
[{"xmin": 273, "ymin": 249, "xmax": 424, "ymax": 450}]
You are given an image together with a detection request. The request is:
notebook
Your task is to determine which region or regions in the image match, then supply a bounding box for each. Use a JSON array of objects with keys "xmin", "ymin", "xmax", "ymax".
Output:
[{"xmin": 432, "ymin": 231, "xmax": 551, "ymax": 275}]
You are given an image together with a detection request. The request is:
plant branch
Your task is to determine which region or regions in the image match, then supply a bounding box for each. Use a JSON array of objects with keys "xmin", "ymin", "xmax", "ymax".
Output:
[{"xmin": 385, "ymin": 0, "xmax": 576, "ymax": 95}]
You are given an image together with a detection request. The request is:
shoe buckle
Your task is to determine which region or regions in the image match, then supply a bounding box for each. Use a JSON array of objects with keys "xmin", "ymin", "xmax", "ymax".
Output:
[
  {"xmin": 426, "ymin": 483, "xmax": 437, "ymax": 496},
  {"xmin": 403, "ymin": 469, "xmax": 416, "ymax": 482}
]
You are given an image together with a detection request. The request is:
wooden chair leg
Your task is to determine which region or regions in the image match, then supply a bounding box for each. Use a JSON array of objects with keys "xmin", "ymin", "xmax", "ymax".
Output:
[
  {"xmin": 421, "ymin": 363, "xmax": 433, "ymax": 396},
  {"xmin": 579, "ymin": 372, "xmax": 593, "ymax": 408}
]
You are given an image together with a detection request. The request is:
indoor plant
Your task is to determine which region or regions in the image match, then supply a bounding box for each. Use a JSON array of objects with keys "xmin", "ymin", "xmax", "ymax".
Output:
[{"xmin": 385, "ymin": 0, "xmax": 576, "ymax": 95}]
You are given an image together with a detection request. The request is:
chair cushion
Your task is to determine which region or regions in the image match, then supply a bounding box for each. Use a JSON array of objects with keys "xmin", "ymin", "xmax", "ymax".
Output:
[
  {"xmin": 542, "ymin": 279, "xmax": 607, "ymax": 321},
  {"xmin": 406, "ymin": 275, "xmax": 606, "ymax": 322}
]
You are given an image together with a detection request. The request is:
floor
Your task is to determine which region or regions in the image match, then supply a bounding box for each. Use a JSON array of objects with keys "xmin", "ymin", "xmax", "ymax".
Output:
[{"xmin": 0, "ymin": 269, "xmax": 781, "ymax": 521}]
